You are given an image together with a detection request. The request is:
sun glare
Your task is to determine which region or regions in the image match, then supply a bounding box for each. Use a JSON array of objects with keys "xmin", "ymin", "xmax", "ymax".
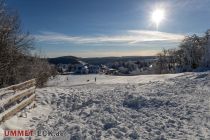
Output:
[{"xmin": 151, "ymin": 9, "xmax": 165, "ymax": 30}]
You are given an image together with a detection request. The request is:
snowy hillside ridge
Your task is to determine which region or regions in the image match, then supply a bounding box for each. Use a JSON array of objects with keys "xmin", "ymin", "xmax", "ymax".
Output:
[{"xmin": 1, "ymin": 72, "xmax": 210, "ymax": 139}]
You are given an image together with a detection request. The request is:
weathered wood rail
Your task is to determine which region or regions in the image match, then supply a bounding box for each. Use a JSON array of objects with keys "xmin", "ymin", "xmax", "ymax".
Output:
[{"xmin": 0, "ymin": 79, "xmax": 36, "ymax": 123}]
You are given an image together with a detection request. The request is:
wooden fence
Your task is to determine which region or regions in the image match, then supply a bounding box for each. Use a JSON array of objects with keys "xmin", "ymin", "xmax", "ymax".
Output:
[{"xmin": 0, "ymin": 79, "xmax": 36, "ymax": 123}]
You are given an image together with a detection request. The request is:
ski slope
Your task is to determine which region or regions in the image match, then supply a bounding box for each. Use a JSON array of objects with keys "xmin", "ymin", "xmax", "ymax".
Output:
[
  {"xmin": 1, "ymin": 72, "xmax": 210, "ymax": 139},
  {"xmin": 47, "ymin": 73, "xmax": 184, "ymax": 87}
]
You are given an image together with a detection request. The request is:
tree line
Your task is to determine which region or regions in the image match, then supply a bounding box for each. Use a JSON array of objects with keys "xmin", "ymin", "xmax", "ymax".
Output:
[
  {"xmin": 0, "ymin": 1, "xmax": 56, "ymax": 88},
  {"xmin": 108, "ymin": 61, "xmax": 153, "ymax": 75},
  {"xmin": 155, "ymin": 30, "xmax": 210, "ymax": 74}
]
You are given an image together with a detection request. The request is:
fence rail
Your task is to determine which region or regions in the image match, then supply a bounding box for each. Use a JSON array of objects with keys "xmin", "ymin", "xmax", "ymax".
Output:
[{"xmin": 0, "ymin": 79, "xmax": 36, "ymax": 123}]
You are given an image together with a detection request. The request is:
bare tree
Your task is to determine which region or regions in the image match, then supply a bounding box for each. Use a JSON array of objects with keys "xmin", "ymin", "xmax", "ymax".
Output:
[
  {"xmin": 0, "ymin": 0, "xmax": 55, "ymax": 88},
  {"xmin": 154, "ymin": 29, "xmax": 210, "ymax": 74}
]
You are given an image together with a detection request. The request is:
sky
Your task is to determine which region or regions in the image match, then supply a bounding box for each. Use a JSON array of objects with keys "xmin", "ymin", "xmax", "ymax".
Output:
[{"xmin": 7, "ymin": 0, "xmax": 210, "ymax": 58}]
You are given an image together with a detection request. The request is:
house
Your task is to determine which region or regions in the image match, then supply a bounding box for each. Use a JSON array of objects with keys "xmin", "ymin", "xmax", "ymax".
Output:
[
  {"xmin": 107, "ymin": 68, "xmax": 119, "ymax": 75},
  {"xmin": 100, "ymin": 65, "xmax": 109, "ymax": 74},
  {"xmin": 74, "ymin": 61, "xmax": 89, "ymax": 74},
  {"xmin": 57, "ymin": 64, "xmax": 69, "ymax": 73},
  {"xmin": 89, "ymin": 65, "xmax": 100, "ymax": 74}
]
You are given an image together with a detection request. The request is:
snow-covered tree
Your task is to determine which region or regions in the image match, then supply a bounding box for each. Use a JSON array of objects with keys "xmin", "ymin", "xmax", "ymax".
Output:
[{"xmin": 155, "ymin": 29, "xmax": 210, "ymax": 73}]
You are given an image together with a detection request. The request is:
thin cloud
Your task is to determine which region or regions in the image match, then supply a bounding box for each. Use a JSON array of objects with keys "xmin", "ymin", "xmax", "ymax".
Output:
[{"xmin": 34, "ymin": 30, "xmax": 184, "ymax": 45}]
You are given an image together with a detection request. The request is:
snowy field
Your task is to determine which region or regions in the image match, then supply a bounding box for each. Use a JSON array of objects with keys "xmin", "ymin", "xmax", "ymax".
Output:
[{"xmin": 1, "ymin": 72, "xmax": 210, "ymax": 139}]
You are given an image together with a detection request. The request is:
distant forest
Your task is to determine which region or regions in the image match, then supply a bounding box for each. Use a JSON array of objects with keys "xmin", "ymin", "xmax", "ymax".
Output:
[
  {"xmin": 82, "ymin": 56, "xmax": 156, "ymax": 65},
  {"xmin": 48, "ymin": 56, "xmax": 157, "ymax": 75},
  {"xmin": 48, "ymin": 56, "xmax": 156, "ymax": 65}
]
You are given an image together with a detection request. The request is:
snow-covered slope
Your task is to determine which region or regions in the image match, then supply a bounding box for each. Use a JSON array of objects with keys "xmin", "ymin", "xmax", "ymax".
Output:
[
  {"xmin": 1, "ymin": 72, "xmax": 210, "ymax": 140},
  {"xmin": 47, "ymin": 73, "xmax": 184, "ymax": 87}
]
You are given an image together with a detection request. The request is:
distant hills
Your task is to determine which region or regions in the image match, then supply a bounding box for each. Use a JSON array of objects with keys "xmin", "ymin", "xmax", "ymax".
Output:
[
  {"xmin": 48, "ymin": 56, "xmax": 80, "ymax": 65},
  {"xmin": 48, "ymin": 56, "xmax": 157, "ymax": 65},
  {"xmin": 82, "ymin": 56, "xmax": 157, "ymax": 65}
]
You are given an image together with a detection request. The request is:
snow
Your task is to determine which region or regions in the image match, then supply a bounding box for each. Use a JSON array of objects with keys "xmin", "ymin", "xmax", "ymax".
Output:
[
  {"xmin": 47, "ymin": 73, "xmax": 184, "ymax": 86},
  {"xmin": 1, "ymin": 72, "xmax": 210, "ymax": 139}
]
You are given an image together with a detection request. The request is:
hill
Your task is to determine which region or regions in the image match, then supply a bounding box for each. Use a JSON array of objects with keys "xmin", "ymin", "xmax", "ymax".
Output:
[
  {"xmin": 48, "ymin": 56, "xmax": 157, "ymax": 65},
  {"xmin": 48, "ymin": 56, "xmax": 80, "ymax": 65}
]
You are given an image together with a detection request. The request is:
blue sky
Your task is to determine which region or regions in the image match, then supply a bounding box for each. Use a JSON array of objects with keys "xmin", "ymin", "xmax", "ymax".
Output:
[{"xmin": 7, "ymin": 0, "xmax": 210, "ymax": 58}]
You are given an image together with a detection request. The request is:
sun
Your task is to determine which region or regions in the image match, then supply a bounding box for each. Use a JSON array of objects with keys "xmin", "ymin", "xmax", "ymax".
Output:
[{"xmin": 151, "ymin": 9, "xmax": 165, "ymax": 30}]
